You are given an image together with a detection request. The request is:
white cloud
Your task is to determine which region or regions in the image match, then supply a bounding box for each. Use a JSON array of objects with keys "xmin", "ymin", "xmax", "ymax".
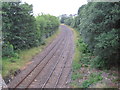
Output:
[{"xmin": 21, "ymin": 0, "xmax": 87, "ymax": 16}]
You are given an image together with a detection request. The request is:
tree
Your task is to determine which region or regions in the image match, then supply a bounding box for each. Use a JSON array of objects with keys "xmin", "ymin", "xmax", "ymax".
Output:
[
  {"xmin": 36, "ymin": 14, "xmax": 60, "ymax": 39},
  {"xmin": 2, "ymin": 2, "xmax": 38, "ymax": 50},
  {"xmin": 2, "ymin": 2, "xmax": 60, "ymax": 57},
  {"xmin": 73, "ymin": 2, "xmax": 120, "ymax": 68}
]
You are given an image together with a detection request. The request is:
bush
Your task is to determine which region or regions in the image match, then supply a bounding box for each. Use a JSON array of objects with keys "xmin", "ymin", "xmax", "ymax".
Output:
[
  {"xmin": 36, "ymin": 14, "xmax": 60, "ymax": 40},
  {"xmin": 91, "ymin": 56, "xmax": 107, "ymax": 69},
  {"xmin": 2, "ymin": 2, "xmax": 60, "ymax": 59},
  {"xmin": 2, "ymin": 42, "xmax": 15, "ymax": 57},
  {"xmin": 81, "ymin": 72, "xmax": 103, "ymax": 88},
  {"xmin": 73, "ymin": 2, "xmax": 120, "ymax": 69},
  {"xmin": 78, "ymin": 39, "xmax": 88, "ymax": 53}
]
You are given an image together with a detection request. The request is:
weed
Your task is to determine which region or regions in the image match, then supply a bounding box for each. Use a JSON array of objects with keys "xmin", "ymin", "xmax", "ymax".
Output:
[
  {"xmin": 73, "ymin": 62, "xmax": 82, "ymax": 70},
  {"xmin": 81, "ymin": 72, "xmax": 103, "ymax": 88},
  {"xmin": 72, "ymin": 72, "xmax": 82, "ymax": 80}
]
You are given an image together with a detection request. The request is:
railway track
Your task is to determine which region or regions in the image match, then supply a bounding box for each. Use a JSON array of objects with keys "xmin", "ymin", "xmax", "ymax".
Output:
[
  {"xmin": 28, "ymin": 26, "xmax": 71, "ymax": 88},
  {"xmin": 42, "ymin": 27, "xmax": 73, "ymax": 88},
  {"xmin": 7, "ymin": 25, "xmax": 74, "ymax": 89}
]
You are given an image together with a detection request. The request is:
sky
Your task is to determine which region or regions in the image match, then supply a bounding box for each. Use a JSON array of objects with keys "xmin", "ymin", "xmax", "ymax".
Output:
[{"xmin": 21, "ymin": 0, "xmax": 87, "ymax": 16}]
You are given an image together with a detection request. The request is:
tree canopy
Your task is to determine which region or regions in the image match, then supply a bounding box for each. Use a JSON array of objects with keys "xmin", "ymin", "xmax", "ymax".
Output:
[{"xmin": 2, "ymin": 2, "xmax": 60, "ymax": 57}]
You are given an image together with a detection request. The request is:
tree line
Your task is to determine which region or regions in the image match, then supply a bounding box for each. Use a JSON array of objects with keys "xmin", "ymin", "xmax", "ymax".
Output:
[
  {"xmin": 2, "ymin": 2, "xmax": 60, "ymax": 57},
  {"xmin": 62, "ymin": 2, "xmax": 120, "ymax": 69}
]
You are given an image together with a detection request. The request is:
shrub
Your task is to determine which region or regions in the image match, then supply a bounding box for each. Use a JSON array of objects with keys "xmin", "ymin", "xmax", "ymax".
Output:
[{"xmin": 2, "ymin": 42, "xmax": 15, "ymax": 57}]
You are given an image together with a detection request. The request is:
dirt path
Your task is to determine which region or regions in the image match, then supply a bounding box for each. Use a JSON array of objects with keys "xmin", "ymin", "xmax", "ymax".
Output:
[{"xmin": 7, "ymin": 25, "xmax": 74, "ymax": 88}]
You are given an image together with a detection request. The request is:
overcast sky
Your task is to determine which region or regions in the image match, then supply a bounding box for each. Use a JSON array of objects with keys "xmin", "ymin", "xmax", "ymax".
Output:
[{"xmin": 21, "ymin": 0, "xmax": 87, "ymax": 16}]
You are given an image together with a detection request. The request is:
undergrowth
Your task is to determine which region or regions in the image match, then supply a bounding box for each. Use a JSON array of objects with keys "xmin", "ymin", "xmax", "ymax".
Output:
[
  {"xmin": 2, "ymin": 29, "xmax": 60, "ymax": 78},
  {"xmin": 81, "ymin": 72, "xmax": 103, "ymax": 88},
  {"xmin": 70, "ymin": 27, "xmax": 104, "ymax": 88}
]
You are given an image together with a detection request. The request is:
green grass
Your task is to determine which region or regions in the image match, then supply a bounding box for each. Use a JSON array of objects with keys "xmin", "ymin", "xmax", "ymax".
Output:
[
  {"xmin": 2, "ymin": 30, "xmax": 60, "ymax": 78},
  {"xmin": 67, "ymin": 27, "xmax": 83, "ymax": 87},
  {"xmin": 69, "ymin": 27, "xmax": 81, "ymax": 71}
]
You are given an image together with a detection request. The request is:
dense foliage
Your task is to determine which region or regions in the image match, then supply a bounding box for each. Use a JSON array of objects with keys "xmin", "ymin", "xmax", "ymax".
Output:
[
  {"xmin": 36, "ymin": 14, "xmax": 60, "ymax": 39},
  {"xmin": 2, "ymin": 2, "xmax": 59, "ymax": 57},
  {"xmin": 65, "ymin": 2, "xmax": 120, "ymax": 69},
  {"xmin": 59, "ymin": 14, "xmax": 68, "ymax": 23},
  {"xmin": 59, "ymin": 14, "xmax": 76, "ymax": 25}
]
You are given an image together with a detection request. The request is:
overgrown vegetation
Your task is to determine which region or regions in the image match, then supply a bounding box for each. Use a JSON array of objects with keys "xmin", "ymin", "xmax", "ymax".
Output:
[
  {"xmin": 2, "ymin": 2, "xmax": 60, "ymax": 58},
  {"xmin": 64, "ymin": 2, "xmax": 120, "ymax": 69},
  {"xmin": 70, "ymin": 28, "xmax": 119, "ymax": 88},
  {"xmin": 81, "ymin": 72, "xmax": 103, "ymax": 88},
  {"xmin": 2, "ymin": 2, "xmax": 60, "ymax": 77},
  {"xmin": 2, "ymin": 30, "xmax": 60, "ymax": 78},
  {"xmin": 64, "ymin": 2, "xmax": 120, "ymax": 88}
]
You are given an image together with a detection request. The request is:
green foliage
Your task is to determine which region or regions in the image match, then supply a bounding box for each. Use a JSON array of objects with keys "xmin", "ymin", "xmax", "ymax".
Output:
[
  {"xmin": 2, "ymin": 2, "xmax": 60, "ymax": 57},
  {"xmin": 60, "ymin": 14, "xmax": 68, "ymax": 23},
  {"xmin": 77, "ymin": 38, "xmax": 88, "ymax": 53},
  {"xmin": 60, "ymin": 14, "xmax": 77, "ymax": 27},
  {"xmin": 91, "ymin": 56, "xmax": 106, "ymax": 69},
  {"xmin": 76, "ymin": 37, "xmax": 91, "ymax": 66},
  {"xmin": 81, "ymin": 72, "xmax": 103, "ymax": 88},
  {"xmin": 2, "ymin": 2, "xmax": 38, "ymax": 50},
  {"xmin": 71, "ymin": 16, "xmax": 80, "ymax": 28},
  {"xmin": 73, "ymin": 2, "xmax": 120, "ymax": 69},
  {"xmin": 36, "ymin": 14, "xmax": 60, "ymax": 39},
  {"xmin": 92, "ymin": 29, "xmax": 119, "ymax": 68},
  {"xmin": 2, "ymin": 42, "xmax": 15, "ymax": 57},
  {"xmin": 72, "ymin": 72, "xmax": 82, "ymax": 80},
  {"xmin": 73, "ymin": 62, "xmax": 82, "ymax": 70},
  {"xmin": 80, "ymin": 54, "xmax": 91, "ymax": 66},
  {"xmin": 64, "ymin": 17, "xmax": 74, "ymax": 26}
]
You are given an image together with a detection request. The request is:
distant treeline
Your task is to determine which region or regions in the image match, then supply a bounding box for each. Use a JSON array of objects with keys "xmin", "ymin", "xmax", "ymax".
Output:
[
  {"xmin": 61, "ymin": 2, "xmax": 120, "ymax": 69},
  {"xmin": 2, "ymin": 2, "xmax": 60, "ymax": 57}
]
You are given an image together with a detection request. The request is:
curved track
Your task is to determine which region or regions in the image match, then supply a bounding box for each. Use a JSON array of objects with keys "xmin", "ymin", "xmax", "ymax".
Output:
[{"xmin": 8, "ymin": 25, "xmax": 74, "ymax": 88}]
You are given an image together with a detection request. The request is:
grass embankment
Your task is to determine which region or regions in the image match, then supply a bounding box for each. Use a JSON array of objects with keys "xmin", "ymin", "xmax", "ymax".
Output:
[
  {"xmin": 69, "ymin": 27, "xmax": 83, "ymax": 87},
  {"xmin": 2, "ymin": 29, "xmax": 60, "ymax": 78},
  {"xmin": 70, "ymin": 27, "xmax": 119, "ymax": 88}
]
